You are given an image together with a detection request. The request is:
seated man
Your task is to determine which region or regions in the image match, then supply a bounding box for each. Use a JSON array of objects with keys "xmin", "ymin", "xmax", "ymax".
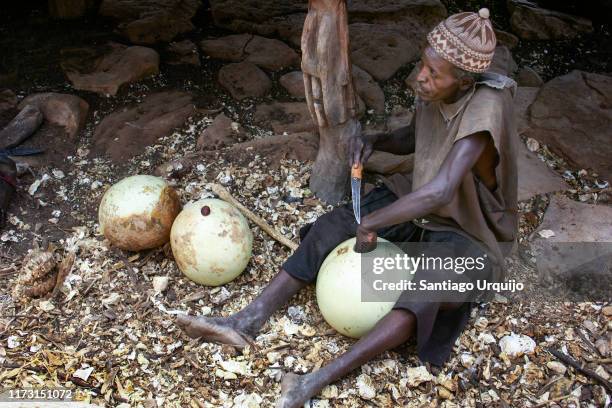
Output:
[{"xmin": 177, "ymin": 8, "xmax": 518, "ymax": 408}]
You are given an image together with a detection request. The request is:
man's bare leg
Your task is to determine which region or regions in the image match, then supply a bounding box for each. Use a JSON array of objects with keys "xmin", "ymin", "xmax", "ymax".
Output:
[
  {"xmin": 276, "ymin": 302, "xmax": 464, "ymax": 408},
  {"xmin": 276, "ymin": 309, "xmax": 415, "ymax": 408},
  {"xmin": 176, "ymin": 269, "xmax": 307, "ymax": 347}
]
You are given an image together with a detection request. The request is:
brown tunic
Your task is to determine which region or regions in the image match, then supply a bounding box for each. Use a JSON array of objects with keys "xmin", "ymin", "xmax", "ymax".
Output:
[{"xmin": 381, "ymin": 82, "xmax": 518, "ymax": 283}]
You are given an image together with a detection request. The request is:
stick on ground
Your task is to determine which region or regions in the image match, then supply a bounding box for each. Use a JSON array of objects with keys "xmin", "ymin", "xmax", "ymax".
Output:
[
  {"xmin": 211, "ymin": 183, "xmax": 298, "ymax": 251},
  {"xmin": 547, "ymin": 347, "xmax": 612, "ymax": 392}
]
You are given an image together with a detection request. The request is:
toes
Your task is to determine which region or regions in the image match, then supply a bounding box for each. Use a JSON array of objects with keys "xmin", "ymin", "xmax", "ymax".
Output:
[{"xmin": 175, "ymin": 314, "xmax": 193, "ymax": 329}]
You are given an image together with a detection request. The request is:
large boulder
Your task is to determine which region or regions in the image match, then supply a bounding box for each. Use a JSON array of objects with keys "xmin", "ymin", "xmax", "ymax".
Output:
[
  {"xmin": 201, "ymin": 35, "xmax": 299, "ymax": 71},
  {"xmin": 99, "ymin": 0, "xmax": 200, "ymax": 44},
  {"xmin": 18, "ymin": 93, "xmax": 89, "ymax": 139},
  {"xmin": 208, "ymin": 0, "xmax": 446, "ymax": 75},
  {"xmin": 508, "ymin": 1, "xmax": 593, "ymax": 40},
  {"xmin": 92, "ymin": 91, "xmax": 194, "ymax": 162},
  {"xmin": 526, "ymin": 71, "xmax": 612, "ymax": 180},
  {"xmin": 218, "ymin": 62, "xmax": 272, "ymax": 100},
  {"xmin": 61, "ymin": 43, "xmax": 159, "ymax": 96}
]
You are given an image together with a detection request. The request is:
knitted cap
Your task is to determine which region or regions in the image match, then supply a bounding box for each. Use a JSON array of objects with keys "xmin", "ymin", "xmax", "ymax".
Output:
[{"xmin": 427, "ymin": 8, "xmax": 497, "ymax": 73}]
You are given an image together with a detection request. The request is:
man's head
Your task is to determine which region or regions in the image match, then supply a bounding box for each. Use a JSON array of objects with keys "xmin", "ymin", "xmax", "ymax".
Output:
[{"xmin": 414, "ymin": 8, "xmax": 496, "ymax": 103}]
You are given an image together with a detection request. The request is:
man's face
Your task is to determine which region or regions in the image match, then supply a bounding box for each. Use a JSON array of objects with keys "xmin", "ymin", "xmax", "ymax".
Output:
[{"xmin": 414, "ymin": 46, "xmax": 464, "ymax": 102}]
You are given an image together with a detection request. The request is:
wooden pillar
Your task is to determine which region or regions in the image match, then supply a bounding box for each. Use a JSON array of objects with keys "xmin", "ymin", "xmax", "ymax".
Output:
[{"xmin": 301, "ymin": 0, "xmax": 361, "ymax": 204}]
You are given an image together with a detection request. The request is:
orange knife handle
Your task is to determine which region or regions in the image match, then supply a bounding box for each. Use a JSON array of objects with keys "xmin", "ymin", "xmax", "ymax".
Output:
[{"xmin": 351, "ymin": 162, "xmax": 363, "ymax": 179}]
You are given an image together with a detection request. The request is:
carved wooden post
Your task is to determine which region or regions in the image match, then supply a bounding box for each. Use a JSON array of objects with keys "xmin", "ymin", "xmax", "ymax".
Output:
[{"xmin": 302, "ymin": 0, "xmax": 361, "ymax": 204}]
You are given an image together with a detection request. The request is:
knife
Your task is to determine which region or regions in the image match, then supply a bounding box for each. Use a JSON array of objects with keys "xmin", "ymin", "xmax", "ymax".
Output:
[{"xmin": 351, "ymin": 162, "xmax": 363, "ymax": 224}]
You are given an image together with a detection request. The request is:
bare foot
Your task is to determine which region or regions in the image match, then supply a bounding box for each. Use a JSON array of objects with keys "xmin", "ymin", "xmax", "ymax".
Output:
[
  {"xmin": 175, "ymin": 314, "xmax": 254, "ymax": 349},
  {"xmin": 276, "ymin": 372, "xmax": 322, "ymax": 408}
]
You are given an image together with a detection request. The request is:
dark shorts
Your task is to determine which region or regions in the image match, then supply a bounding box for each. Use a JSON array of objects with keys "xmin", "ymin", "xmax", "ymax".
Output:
[{"xmin": 282, "ymin": 184, "xmax": 492, "ymax": 367}]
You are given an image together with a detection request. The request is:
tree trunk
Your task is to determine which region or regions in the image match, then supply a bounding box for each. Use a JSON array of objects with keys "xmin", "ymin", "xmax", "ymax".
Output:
[{"xmin": 301, "ymin": 0, "xmax": 360, "ymax": 204}]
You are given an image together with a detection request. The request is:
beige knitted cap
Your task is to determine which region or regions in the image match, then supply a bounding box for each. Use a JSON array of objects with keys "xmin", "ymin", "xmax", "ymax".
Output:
[{"xmin": 427, "ymin": 8, "xmax": 497, "ymax": 73}]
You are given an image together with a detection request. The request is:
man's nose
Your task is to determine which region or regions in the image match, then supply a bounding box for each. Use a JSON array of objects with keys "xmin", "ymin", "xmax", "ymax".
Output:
[{"xmin": 415, "ymin": 67, "xmax": 427, "ymax": 83}]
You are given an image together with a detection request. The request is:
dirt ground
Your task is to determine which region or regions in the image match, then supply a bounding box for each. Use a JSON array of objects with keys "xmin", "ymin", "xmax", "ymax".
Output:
[{"xmin": 0, "ymin": 2, "xmax": 611, "ymax": 408}]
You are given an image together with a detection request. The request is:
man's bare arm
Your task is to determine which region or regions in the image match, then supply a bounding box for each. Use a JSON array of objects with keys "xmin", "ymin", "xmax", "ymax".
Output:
[
  {"xmin": 372, "ymin": 120, "xmax": 416, "ymax": 156},
  {"xmin": 361, "ymin": 131, "xmax": 490, "ymax": 231}
]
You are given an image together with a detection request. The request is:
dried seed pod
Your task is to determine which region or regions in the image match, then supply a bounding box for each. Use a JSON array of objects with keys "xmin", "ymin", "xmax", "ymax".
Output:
[
  {"xmin": 20, "ymin": 249, "xmax": 56, "ymax": 284},
  {"xmin": 23, "ymin": 271, "xmax": 59, "ymax": 298}
]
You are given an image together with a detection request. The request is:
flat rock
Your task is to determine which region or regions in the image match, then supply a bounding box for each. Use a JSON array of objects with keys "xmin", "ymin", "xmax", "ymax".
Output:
[
  {"xmin": 196, "ymin": 113, "xmax": 245, "ymax": 150},
  {"xmin": 221, "ymin": 132, "xmax": 319, "ymax": 168},
  {"xmin": 531, "ymin": 195, "xmax": 612, "ymax": 294},
  {"xmin": 526, "ymin": 70, "xmax": 612, "ymax": 180},
  {"xmin": 61, "ymin": 43, "xmax": 159, "ymax": 96},
  {"xmin": 166, "ymin": 40, "xmax": 200, "ymax": 66},
  {"xmin": 218, "ymin": 62, "xmax": 272, "ymax": 100},
  {"xmin": 352, "ymin": 65, "xmax": 385, "ymax": 114},
  {"xmin": 99, "ymin": 0, "xmax": 200, "ymax": 44},
  {"xmin": 517, "ymin": 141, "xmax": 568, "ymax": 201},
  {"xmin": 508, "ymin": 1, "xmax": 593, "ymax": 40},
  {"xmin": 279, "ymin": 71, "xmax": 305, "ymax": 99},
  {"xmin": 350, "ymin": 23, "xmax": 418, "ymax": 81},
  {"xmin": 200, "ymin": 34, "xmax": 253, "ymax": 61},
  {"xmin": 18, "ymin": 92, "xmax": 89, "ymax": 139},
  {"xmin": 92, "ymin": 91, "xmax": 194, "ymax": 162},
  {"xmin": 253, "ymin": 102, "xmax": 315, "ymax": 134},
  {"xmin": 243, "ymin": 36, "xmax": 299, "ymax": 71},
  {"xmin": 516, "ymin": 66, "xmax": 543, "ymax": 87},
  {"xmin": 514, "ymin": 86, "xmax": 539, "ymax": 135}
]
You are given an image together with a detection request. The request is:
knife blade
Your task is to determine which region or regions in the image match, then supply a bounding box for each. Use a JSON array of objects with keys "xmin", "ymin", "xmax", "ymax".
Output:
[{"xmin": 351, "ymin": 162, "xmax": 363, "ymax": 224}]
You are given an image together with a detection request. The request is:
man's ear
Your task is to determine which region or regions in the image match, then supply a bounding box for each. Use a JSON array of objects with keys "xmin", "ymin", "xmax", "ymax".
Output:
[{"xmin": 459, "ymin": 75, "xmax": 475, "ymax": 91}]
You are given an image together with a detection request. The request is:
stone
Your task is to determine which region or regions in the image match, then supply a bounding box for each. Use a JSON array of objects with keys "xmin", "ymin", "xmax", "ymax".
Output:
[
  {"xmin": 200, "ymin": 34, "xmax": 253, "ymax": 62},
  {"xmin": 201, "ymin": 34, "xmax": 299, "ymax": 71},
  {"xmin": 91, "ymin": 91, "xmax": 194, "ymax": 162},
  {"xmin": 196, "ymin": 113, "xmax": 245, "ymax": 150},
  {"xmin": 499, "ymin": 333, "xmax": 536, "ymax": 356},
  {"xmin": 516, "ymin": 66, "xmax": 543, "ymax": 87},
  {"xmin": 209, "ymin": 0, "xmax": 446, "ymax": 50},
  {"xmin": 508, "ymin": 1, "xmax": 593, "ymax": 40},
  {"xmin": 218, "ymin": 62, "xmax": 272, "ymax": 100},
  {"xmin": 517, "ymin": 141, "xmax": 568, "ymax": 201},
  {"xmin": 166, "ymin": 40, "xmax": 200, "ymax": 66},
  {"xmin": 535, "ymin": 195, "xmax": 612, "ymax": 243},
  {"xmin": 18, "ymin": 93, "xmax": 89, "ymax": 139},
  {"xmin": 513, "ymin": 86, "xmax": 539, "ymax": 135},
  {"xmin": 49, "ymin": 0, "xmax": 95, "ymax": 18},
  {"xmin": 531, "ymin": 195, "xmax": 612, "ymax": 296},
  {"xmin": 350, "ymin": 23, "xmax": 417, "ymax": 81},
  {"xmin": 526, "ymin": 71, "xmax": 612, "ymax": 180},
  {"xmin": 243, "ymin": 36, "xmax": 299, "ymax": 71},
  {"xmin": 61, "ymin": 43, "xmax": 159, "ymax": 96},
  {"xmin": 352, "ymin": 65, "xmax": 385, "ymax": 114},
  {"xmin": 99, "ymin": 0, "xmax": 200, "ymax": 44},
  {"xmin": 220, "ymin": 132, "xmax": 319, "ymax": 168},
  {"xmin": 253, "ymin": 102, "xmax": 315, "ymax": 134},
  {"xmin": 488, "ymin": 46, "xmax": 517, "ymax": 76},
  {"xmin": 494, "ymin": 29, "xmax": 519, "ymax": 49},
  {"xmin": 279, "ymin": 71, "xmax": 305, "ymax": 99}
]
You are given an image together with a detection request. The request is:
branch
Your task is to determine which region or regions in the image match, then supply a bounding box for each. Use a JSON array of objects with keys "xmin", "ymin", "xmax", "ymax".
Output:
[
  {"xmin": 546, "ymin": 347, "xmax": 612, "ymax": 392},
  {"xmin": 211, "ymin": 183, "xmax": 298, "ymax": 251}
]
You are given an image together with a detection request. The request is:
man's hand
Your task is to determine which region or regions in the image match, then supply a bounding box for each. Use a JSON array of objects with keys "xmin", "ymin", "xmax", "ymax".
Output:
[
  {"xmin": 354, "ymin": 224, "xmax": 377, "ymax": 253},
  {"xmin": 348, "ymin": 132, "xmax": 378, "ymax": 167}
]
